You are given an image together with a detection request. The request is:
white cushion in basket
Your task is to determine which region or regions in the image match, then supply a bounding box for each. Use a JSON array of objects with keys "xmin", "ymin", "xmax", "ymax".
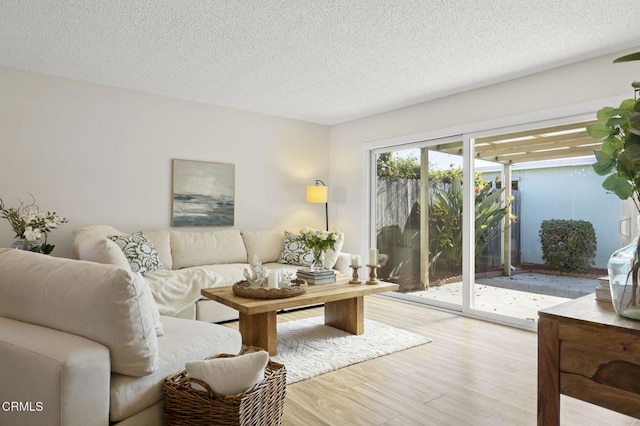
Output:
[
  {"xmin": 185, "ymin": 350, "xmax": 269, "ymax": 396},
  {"xmin": 241, "ymin": 229, "xmax": 285, "ymax": 263},
  {"xmin": 0, "ymin": 249, "xmax": 158, "ymax": 377},
  {"xmin": 109, "ymin": 316, "xmax": 242, "ymax": 422},
  {"xmin": 170, "ymin": 229, "xmax": 247, "ymax": 269}
]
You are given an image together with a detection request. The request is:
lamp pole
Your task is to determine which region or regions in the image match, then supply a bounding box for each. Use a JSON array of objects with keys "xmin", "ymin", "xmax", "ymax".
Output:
[
  {"xmin": 307, "ymin": 179, "xmax": 329, "ymax": 231},
  {"xmin": 324, "ymin": 201, "xmax": 328, "ymax": 232}
]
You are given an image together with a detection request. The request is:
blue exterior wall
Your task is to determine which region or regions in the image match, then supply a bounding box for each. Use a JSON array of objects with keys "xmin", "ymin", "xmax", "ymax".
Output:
[{"xmin": 483, "ymin": 164, "xmax": 621, "ymax": 269}]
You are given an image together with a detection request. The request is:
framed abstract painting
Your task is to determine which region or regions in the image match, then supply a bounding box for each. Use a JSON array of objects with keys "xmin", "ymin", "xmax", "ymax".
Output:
[{"xmin": 171, "ymin": 159, "xmax": 235, "ymax": 226}]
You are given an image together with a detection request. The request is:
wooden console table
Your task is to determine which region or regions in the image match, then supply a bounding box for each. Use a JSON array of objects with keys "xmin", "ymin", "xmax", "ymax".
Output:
[{"xmin": 538, "ymin": 294, "xmax": 640, "ymax": 425}]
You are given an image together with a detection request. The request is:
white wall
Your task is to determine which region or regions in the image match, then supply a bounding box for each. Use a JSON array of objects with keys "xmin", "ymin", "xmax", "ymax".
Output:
[
  {"xmin": 483, "ymin": 166, "xmax": 621, "ymax": 269},
  {"xmin": 330, "ymin": 47, "xmax": 640, "ymax": 258},
  {"xmin": 4, "ymin": 47, "xmax": 640, "ymax": 260},
  {"xmin": 0, "ymin": 68, "xmax": 330, "ymax": 257}
]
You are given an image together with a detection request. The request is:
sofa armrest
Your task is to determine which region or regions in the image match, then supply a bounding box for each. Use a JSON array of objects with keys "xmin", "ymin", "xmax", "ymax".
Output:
[
  {"xmin": 0, "ymin": 317, "xmax": 111, "ymax": 426},
  {"xmin": 333, "ymin": 252, "xmax": 352, "ymax": 275}
]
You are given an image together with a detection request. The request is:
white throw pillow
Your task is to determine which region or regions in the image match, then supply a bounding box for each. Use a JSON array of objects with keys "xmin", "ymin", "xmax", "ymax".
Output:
[
  {"xmin": 72, "ymin": 225, "xmax": 127, "ymax": 239},
  {"xmin": 108, "ymin": 232, "xmax": 164, "ymax": 273},
  {"xmin": 72, "ymin": 232, "xmax": 132, "ymax": 271},
  {"xmin": 185, "ymin": 351, "xmax": 269, "ymax": 396},
  {"xmin": 324, "ymin": 231, "xmax": 345, "ymax": 269},
  {"xmin": 241, "ymin": 229, "xmax": 285, "ymax": 263}
]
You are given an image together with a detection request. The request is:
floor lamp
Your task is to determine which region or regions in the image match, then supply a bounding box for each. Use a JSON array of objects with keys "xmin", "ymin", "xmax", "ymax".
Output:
[{"xmin": 306, "ymin": 180, "xmax": 328, "ymax": 231}]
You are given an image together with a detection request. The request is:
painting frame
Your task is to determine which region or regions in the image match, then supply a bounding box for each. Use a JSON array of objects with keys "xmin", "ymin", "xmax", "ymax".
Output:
[{"xmin": 171, "ymin": 159, "xmax": 235, "ymax": 227}]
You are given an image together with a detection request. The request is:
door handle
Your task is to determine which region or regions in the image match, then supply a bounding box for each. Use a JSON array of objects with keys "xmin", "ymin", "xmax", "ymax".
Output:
[{"xmin": 619, "ymin": 217, "xmax": 631, "ymax": 238}]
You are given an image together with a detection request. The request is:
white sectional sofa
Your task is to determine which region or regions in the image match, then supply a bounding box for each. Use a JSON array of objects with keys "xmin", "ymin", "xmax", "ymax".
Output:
[
  {"xmin": 0, "ymin": 248, "xmax": 242, "ymax": 426},
  {"xmin": 72, "ymin": 226, "xmax": 349, "ymax": 323}
]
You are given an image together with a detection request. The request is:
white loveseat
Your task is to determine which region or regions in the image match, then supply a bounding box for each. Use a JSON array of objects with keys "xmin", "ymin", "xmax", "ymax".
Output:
[
  {"xmin": 72, "ymin": 226, "xmax": 349, "ymax": 323},
  {"xmin": 0, "ymin": 248, "xmax": 242, "ymax": 426}
]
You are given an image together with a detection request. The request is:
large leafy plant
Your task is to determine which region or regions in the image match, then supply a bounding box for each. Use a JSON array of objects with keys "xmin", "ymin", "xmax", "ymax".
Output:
[
  {"xmin": 589, "ymin": 52, "xmax": 640, "ymax": 204},
  {"xmin": 589, "ymin": 97, "xmax": 640, "ymax": 206},
  {"xmin": 429, "ymin": 173, "xmax": 516, "ymax": 273},
  {"xmin": 588, "ymin": 52, "xmax": 640, "ymax": 310}
]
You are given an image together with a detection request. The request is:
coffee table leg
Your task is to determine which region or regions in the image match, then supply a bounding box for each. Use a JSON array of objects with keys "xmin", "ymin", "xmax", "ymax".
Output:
[
  {"xmin": 325, "ymin": 296, "xmax": 363, "ymax": 335},
  {"xmin": 239, "ymin": 311, "xmax": 278, "ymax": 355}
]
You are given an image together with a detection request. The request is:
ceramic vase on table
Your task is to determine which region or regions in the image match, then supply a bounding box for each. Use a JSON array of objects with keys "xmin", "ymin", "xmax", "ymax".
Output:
[{"xmin": 608, "ymin": 233, "xmax": 640, "ymax": 320}]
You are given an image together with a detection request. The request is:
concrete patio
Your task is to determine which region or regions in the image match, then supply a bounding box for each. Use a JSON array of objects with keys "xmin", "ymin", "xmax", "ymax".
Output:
[{"xmin": 411, "ymin": 272, "xmax": 602, "ymax": 321}]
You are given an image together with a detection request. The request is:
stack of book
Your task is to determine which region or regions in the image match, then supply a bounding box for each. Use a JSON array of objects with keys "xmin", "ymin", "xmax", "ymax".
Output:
[
  {"xmin": 297, "ymin": 268, "xmax": 336, "ymax": 285},
  {"xmin": 595, "ymin": 276, "xmax": 612, "ymax": 302}
]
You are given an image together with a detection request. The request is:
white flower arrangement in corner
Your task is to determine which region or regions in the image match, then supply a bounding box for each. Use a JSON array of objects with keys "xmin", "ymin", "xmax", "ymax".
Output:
[{"xmin": 0, "ymin": 194, "xmax": 69, "ymax": 254}]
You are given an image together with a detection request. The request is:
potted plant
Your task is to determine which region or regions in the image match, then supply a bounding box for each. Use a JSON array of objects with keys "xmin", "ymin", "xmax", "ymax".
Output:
[
  {"xmin": 0, "ymin": 194, "xmax": 69, "ymax": 254},
  {"xmin": 589, "ymin": 52, "xmax": 640, "ymax": 318}
]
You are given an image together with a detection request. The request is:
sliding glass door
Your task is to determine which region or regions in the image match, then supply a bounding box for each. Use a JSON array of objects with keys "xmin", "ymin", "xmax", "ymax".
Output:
[
  {"xmin": 373, "ymin": 136, "xmax": 465, "ymax": 311},
  {"xmin": 468, "ymin": 122, "xmax": 615, "ymax": 324},
  {"xmin": 371, "ymin": 117, "xmax": 614, "ymax": 329}
]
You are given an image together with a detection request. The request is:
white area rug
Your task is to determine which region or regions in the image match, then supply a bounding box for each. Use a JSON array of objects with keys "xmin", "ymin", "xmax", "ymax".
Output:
[{"xmin": 271, "ymin": 316, "xmax": 432, "ymax": 384}]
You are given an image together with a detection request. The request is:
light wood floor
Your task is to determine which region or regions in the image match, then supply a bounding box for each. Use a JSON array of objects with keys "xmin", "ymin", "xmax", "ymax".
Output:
[{"xmin": 228, "ymin": 295, "xmax": 640, "ymax": 426}]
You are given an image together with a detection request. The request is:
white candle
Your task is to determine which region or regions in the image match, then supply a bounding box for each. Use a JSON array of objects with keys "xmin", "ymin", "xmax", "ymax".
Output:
[
  {"xmin": 268, "ymin": 270, "xmax": 279, "ymax": 289},
  {"xmin": 369, "ymin": 248, "xmax": 378, "ymax": 266},
  {"xmin": 350, "ymin": 255, "xmax": 360, "ymax": 267}
]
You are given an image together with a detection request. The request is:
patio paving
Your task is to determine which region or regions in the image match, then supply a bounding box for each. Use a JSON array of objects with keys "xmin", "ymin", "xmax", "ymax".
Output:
[
  {"xmin": 411, "ymin": 272, "xmax": 601, "ymax": 321},
  {"xmin": 476, "ymin": 272, "xmax": 600, "ymax": 299}
]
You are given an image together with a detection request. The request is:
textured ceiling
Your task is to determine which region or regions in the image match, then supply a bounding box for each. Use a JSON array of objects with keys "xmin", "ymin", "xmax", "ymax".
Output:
[{"xmin": 2, "ymin": 1, "xmax": 640, "ymax": 125}]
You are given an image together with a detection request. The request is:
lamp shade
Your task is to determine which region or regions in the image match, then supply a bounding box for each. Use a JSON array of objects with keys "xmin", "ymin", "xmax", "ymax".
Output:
[{"xmin": 306, "ymin": 185, "xmax": 328, "ymax": 203}]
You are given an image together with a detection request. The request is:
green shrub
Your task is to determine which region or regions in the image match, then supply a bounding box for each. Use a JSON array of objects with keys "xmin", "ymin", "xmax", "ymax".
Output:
[{"xmin": 539, "ymin": 220, "xmax": 596, "ymax": 272}]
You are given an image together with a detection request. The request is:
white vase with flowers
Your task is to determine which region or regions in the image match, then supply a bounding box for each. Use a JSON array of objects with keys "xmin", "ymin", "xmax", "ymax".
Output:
[{"xmin": 0, "ymin": 194, "xmax": 69, "ymax": 255}]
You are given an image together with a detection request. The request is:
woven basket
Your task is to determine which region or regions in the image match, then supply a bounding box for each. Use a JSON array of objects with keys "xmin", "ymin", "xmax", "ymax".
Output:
[
  {"xmin": 232, "ymin": 279, "xmax": 307, "ymax": 299},
  {"xmin": 163, "ymin": 349, "xmax": 287, "ymax": 426}
]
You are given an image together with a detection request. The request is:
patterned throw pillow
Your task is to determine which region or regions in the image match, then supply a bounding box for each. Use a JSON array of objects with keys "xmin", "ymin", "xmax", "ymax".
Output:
[
  {"xmin": 108, "ymin": 232, "xmax": 164, "ymax": 274},
  {"xmin": 278, "ymin": 231, "xmax": 313, "ymax": 266}
]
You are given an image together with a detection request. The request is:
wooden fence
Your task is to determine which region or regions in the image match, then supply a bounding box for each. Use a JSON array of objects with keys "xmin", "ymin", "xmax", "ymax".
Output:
[{"xmin": 376, "ymin": 177, "xmax": 521, "ymax": 287}]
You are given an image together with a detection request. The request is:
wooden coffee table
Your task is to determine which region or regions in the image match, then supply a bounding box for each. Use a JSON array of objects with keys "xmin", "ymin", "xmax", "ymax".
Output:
[{"xmin": 201, "ymin": 276, "xmax": 399, "ymax": 355}]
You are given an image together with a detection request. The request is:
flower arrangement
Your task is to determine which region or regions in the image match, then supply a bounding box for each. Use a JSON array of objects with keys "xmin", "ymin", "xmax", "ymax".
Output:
[
  {"xmin": 0, "ymin": 194, "xmax": 69, "ymax": 254},
  {"xmin": 295, "ymin": 228, "xmax": 339, "ymax": 253},
  {"xmin": 295, "ymin": 228, "xmax": 340, "ymax": 270}
]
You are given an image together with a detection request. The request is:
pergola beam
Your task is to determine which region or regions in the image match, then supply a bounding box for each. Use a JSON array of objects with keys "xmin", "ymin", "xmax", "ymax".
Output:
[{"xmin": 436, "ymin": 123, "xmax": 600, "ymax": 166}]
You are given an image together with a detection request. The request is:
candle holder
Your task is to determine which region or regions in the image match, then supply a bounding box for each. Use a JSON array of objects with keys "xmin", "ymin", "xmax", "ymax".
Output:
[
  {"xmin": 349, "ymin": 265, "xmax": 362, "ymax": 284},
  {"xmin": 366, "ymin": 264, "xmax": 379, "ymax": 285}
]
